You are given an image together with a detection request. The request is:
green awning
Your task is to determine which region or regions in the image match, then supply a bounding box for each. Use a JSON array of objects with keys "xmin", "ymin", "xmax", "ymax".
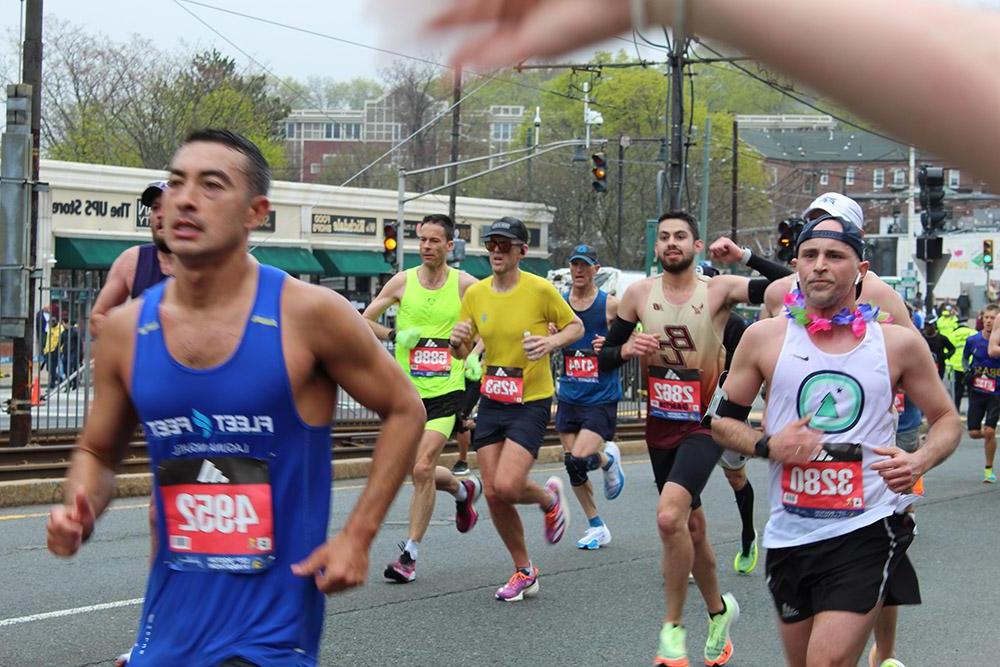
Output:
[
  {"xmin": 250, "ymin": 246, "xmax": 324, "ymax": 275},
  {"xmin": 313, "ymin": 249, "xmax": 392, "ymax": 276},
  {"xmin": 55, "ymin": 236, "xmax": 146, "ymax": 270},
  {"xmin": 460, "ymin": 255, "xmax": 492, "ymax": 278},
  {"xmin": 403, "ymin": 253, "xmax": 421, "ymax": 270},
  {"xmin": 521, "ymin": 257, "xmax": 553, "ymax": 276}
]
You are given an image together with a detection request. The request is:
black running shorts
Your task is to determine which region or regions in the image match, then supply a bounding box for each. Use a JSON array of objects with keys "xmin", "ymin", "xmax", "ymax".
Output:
[
  {"xmin": 967, "ymin": 390, "xmax": 1000, "ymax": 431},
  {"xmin": 422, "ymin": 390, "xmax": 463, "ymax": 422},
  {"xmin": 555, "ymin": 400, "xmax": 618, "ymax": 441},
  {"xmin": 647, "ymin": 433, "xmax": 722, "ymax": 510},
  {"xmin": 473, "ymin": 396, "xmax": 552, "ymax": 458},
  {"xmin": 765, "ymin": 513, "xmax": 920, "ymax": 624}
]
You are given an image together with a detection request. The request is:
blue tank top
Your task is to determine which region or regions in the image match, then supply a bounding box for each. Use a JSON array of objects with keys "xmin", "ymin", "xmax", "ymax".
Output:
[
  {"xmin": 128, "ymin": 265, "xmax": 331, "ymax": 666},
  {"xmin": 131, "ymin": 244, "xmax": 167, "ymax": 298},
  {"xmin": 965, "ymin": 332, "xmax": 1000, "ymax": 395},
  {"xmin": 557, "ymin": 289, "xmax": 622, "ymax": 405}
]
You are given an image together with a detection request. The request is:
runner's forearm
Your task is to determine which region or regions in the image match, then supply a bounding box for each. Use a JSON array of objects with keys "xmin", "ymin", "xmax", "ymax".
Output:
[
  {"xmin": 711, "ymin": 417, "xmax": 762, "ymax": 458},
  {"xmin": 548, "ymin": 319, "xmax": 584, "ymax": 350},
  {"xmin": 598, "ymin": 316, "xmax": 638, "ymax": 372},
  {"xmin": 64, "ymin": 448, "xmax": 118, "ymax": 523},
  {"xmin": 746, "ymin": 253, "xmax": 793, "ymax": 281},
  {"xmin": 916, "ymin": 412, "xmax": 962, "ymax": 474}
]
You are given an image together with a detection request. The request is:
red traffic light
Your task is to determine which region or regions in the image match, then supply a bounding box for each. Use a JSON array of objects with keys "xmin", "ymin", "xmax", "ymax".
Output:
[{"xmin": 591, "ymin": 153, "xmax": 608, "ymax": 193}]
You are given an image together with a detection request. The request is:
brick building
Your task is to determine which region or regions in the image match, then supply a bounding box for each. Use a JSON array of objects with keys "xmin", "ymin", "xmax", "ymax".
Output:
[{"xmin": 739, "ymin": 115, "xmax": 999, "ymax": 234}]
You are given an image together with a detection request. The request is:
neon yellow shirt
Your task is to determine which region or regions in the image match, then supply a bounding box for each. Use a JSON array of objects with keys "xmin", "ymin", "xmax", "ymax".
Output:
[{"xmin": 460, "ymin": 271, "xmax": 576, "ymax": 402}]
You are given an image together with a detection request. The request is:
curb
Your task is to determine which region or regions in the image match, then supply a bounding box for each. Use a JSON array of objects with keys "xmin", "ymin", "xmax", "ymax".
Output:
[{"xmin": 0, "ymin": 440, "xmax": 651, "ymax": 509}]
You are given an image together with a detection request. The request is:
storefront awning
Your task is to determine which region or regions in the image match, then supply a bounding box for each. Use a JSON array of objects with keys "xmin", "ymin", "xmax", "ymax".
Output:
[
  {"xmin": 521, "ymin": 257, "xmax": 553, "ymax": 277},
  {"xmin": 403, "ymin": 253, "xmax": 421, "ymax": 270},
  {"xmin": 249, "ymin": 246, "xmax": 324, "ymax": 275},
  {"xmin": 54, "ymin": 236, "xmax": 145, "ymax": 270},
  {"xmin": 313, "ymin": 249, "xmax": 393, "ymax": 277},
  {"xmin": 460, "ymin": 255, "xmax": 492, "ymax": 278}
]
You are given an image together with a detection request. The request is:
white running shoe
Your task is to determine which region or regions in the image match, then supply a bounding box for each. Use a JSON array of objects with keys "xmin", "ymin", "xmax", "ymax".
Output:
[
  {"xmin": 575, "ymin": 523, "xmax": 612, "ymax": 550},
  {"xmin": 602, "ymin": 441, "xmax": 625, "ymax": 500}
]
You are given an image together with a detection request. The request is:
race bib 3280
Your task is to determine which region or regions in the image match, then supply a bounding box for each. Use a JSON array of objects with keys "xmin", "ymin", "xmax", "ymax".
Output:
[{"xmin": 781, "ymin": 442, "xmax": 864, "ymax": 519}]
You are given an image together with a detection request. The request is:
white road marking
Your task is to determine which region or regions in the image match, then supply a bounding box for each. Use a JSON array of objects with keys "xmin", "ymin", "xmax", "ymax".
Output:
[{"xmin": 0, "ymin": 598, "xmax": 145, "ymax": 628}]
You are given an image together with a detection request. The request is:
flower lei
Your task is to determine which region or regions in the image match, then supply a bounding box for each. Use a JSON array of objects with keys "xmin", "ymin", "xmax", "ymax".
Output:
[{"xmin": 783, "ymin": 289, "xmax": 892, "ymax": 338}]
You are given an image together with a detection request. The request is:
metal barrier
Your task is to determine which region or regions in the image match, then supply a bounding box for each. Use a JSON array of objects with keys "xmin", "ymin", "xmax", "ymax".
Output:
[
  {"xmin": 2, "ymin": 291, "xmax": 648, "ymax": 438},
  {"xmin": 28, "ymin": 284, "xmax": 96, "ymax": 433}
]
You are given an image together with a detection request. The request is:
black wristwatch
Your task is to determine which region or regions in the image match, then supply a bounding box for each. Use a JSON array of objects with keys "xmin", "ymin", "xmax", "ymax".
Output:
[{"xmin": 753, "ymin": 435, "xmax": 771, "ymax": 460}]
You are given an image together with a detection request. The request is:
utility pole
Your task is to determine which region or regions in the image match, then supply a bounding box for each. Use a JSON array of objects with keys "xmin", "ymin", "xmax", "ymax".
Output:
[
  {"xmin": 617, "ymin": 135, "xmax": 629, "ymax": 267},
  {"xmin": 447, "ymin": 66, "xmax": 462, "ymax": 223},
  {"xmin": 667, "ymin": 39, "xmax": 686, "ymax": 210},
  {"xmin": 527, "ymin": 106, "xmax": 540, "ymax": 203},
  {"xmin": 8, "ymin": 0, "xmax": 41, "ymax": 447},
  {"xmin": 698, "ymin": 117, "xmax": 712, "ymax": 259},
  {"xmin": 730, "ymin": 118, "xmax": 739, "ymax": 243}
]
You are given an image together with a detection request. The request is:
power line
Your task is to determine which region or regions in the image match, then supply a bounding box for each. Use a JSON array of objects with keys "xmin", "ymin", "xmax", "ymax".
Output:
[
  {"xmin": 690, "ymin": 40, "xmax": 903, "ymax": 145},
  {"xmin": 174, "ymin": 0, "xmax": 621, "ymax": 111}
]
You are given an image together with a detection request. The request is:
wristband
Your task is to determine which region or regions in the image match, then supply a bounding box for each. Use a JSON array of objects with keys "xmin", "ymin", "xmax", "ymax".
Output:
[
  {"xmin": 388, "ymin": 329, "xmax": 397, "ymax": 343},
  {"xmin": 753, "ymin": 435, "xmax": 771, "ymax": 460},
  {"xmin": 739, "ymin": 247, "xmax": 752, "ymax": 266}
]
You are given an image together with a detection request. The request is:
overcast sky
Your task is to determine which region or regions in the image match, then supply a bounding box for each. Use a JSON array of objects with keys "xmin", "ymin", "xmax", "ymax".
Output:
[
  {"xmin": 2, "ymin": 0, "xmax": 999, "ymax": 86},
  {"xmin": 0, "ymin": 0, "xmax": 679, "ymax": 84}
]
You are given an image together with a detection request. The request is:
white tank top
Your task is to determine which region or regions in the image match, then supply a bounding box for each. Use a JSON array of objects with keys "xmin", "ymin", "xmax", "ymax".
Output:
[{"xmin": 763, "ymin": 319, "xmax": 914, "ymax": 548}]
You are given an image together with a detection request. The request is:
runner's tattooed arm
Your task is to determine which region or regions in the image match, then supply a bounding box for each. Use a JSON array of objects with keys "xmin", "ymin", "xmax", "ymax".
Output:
[
  {"xmin": 362, "ymin": 271, "xmax": 407, "ymax": 341},
  {"xmin": 48, "ymin": 303, "xmax": 142, "ymax": 557}
]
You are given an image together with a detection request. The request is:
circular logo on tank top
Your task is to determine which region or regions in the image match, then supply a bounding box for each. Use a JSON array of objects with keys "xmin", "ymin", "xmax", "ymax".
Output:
[{"xmin": 796, "ymin": 371, "xmax": 865, "ymax": 434}]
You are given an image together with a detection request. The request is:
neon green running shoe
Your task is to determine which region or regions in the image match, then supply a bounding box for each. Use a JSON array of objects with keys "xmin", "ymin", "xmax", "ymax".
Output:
[
  {"xmin": 733, "ymin": 531, "xmax": 758, "ymax": 575},
  {"xmin": 984, "ymin": 468, "xmax": 997, "ymax": 484},
  {"xmin": 653, "ymin": 623, "xmax": 688, "ymax": 666},
  {"xmin": 880, "ymin": 660, "xmax": 906, "ymax": 667},
  {"xmin": 704, "ymin": 592, "xmax": 739, "ymax": 666}
]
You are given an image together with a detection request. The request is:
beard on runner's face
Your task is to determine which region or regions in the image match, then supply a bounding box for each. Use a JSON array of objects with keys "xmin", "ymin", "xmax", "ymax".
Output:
[{"xmin": 660, "ymin": 247, "xmax": 694, "ymax": 274}]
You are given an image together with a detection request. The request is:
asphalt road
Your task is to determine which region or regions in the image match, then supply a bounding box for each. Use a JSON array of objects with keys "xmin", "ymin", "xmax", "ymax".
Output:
[{"xmin": 0, "ymin": 434, "xmax": 996, "ymax": 666}]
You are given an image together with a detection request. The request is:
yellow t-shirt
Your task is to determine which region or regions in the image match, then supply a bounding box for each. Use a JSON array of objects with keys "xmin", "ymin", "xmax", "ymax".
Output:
[{"xmin": 460, "ymin": 271, "xmax": 576, "ymax": 403}]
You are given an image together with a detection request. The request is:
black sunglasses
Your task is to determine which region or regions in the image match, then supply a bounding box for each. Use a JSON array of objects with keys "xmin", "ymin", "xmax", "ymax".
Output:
[{"xmin": 484, "ymin": 238, "xmax": 524, "ymax": 253}]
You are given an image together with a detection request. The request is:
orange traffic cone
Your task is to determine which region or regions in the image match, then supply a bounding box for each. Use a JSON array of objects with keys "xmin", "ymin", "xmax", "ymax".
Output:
[{"xmin": 30, "ymin": 376, "xmax": 43, "ymax": 406}]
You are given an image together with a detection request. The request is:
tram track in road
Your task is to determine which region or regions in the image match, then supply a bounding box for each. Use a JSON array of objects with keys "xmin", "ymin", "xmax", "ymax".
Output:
[{"xmin": 0, "ymin": 422, "xmax": 651, "ymax": 483}]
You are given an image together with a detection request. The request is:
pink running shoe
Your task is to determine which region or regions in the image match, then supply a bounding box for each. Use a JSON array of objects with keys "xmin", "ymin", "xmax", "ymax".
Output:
[
  {"xmin": 543, "ymin": 476, "xmax": 569, "ymax": 544},
  {"xmin": 383, "ymin": 544, "xmax": 416, "ymax": 583},
  {"xmin": 455, "ymin": 476, "xmax": 483, "ymax": 534},
  {"xmin": 494, "ymin": 566, "xmax": 540, "ymax": 602}
]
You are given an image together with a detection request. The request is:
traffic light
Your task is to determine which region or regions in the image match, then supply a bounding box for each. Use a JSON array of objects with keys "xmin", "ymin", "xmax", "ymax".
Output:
[
  {"xmin": 591, "ymin": 153, "xmax": 608, "ymax": 193},
  {"xmin": 776, "ymin": 218, "xmax": 803, "ymax": 263},
  {"xmin": 383, "ymin": 222, "xmax": 398, "ymax": 269},
  {"xmin": 918, "ymin": 165, "xmax": 947, "ymax": 232},
  {"xmin": 984, "ymin": 239, "xmax": 995, "ymax": 270}
]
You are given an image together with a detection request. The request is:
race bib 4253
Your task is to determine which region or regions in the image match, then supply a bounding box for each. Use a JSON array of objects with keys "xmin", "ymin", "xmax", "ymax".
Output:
[
  {"xmin": 481, "ymin": 366, "xmax": 524, "ymax": 404},
  {"xmin": 157, "ymin": 457, "xmax": 275, "ymax": 573}
]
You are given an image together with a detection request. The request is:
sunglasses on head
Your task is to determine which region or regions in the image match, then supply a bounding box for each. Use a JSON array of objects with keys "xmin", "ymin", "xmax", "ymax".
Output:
[{"xmin": 484, "ymin": 238, "xmax": 523, "ymax": 253}]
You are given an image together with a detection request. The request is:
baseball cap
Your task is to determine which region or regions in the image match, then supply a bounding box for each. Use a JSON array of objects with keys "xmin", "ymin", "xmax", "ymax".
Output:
[
  {"xmin": 794, "ymin": 214, "xmax": 866, "ymax": 260},
  {"xmin": 803, "ymin": 192, "xmax": 864, "ymax": 230},
  {"xmin": 141, "ymin": 180, "xmax": 168, "ymax": 207},
  {"xmin": 569, "ymin": 243, "xmax": 599, "ymax": 265},
  {"xmin": 484, "ymin": 216, "xmax": 529, "ymax": 244}
]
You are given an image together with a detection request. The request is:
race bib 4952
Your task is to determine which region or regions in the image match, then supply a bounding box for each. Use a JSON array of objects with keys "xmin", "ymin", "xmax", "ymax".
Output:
[{"xmin": 157, "ymin": 457, "xmax": 275, "ymax": 573}]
